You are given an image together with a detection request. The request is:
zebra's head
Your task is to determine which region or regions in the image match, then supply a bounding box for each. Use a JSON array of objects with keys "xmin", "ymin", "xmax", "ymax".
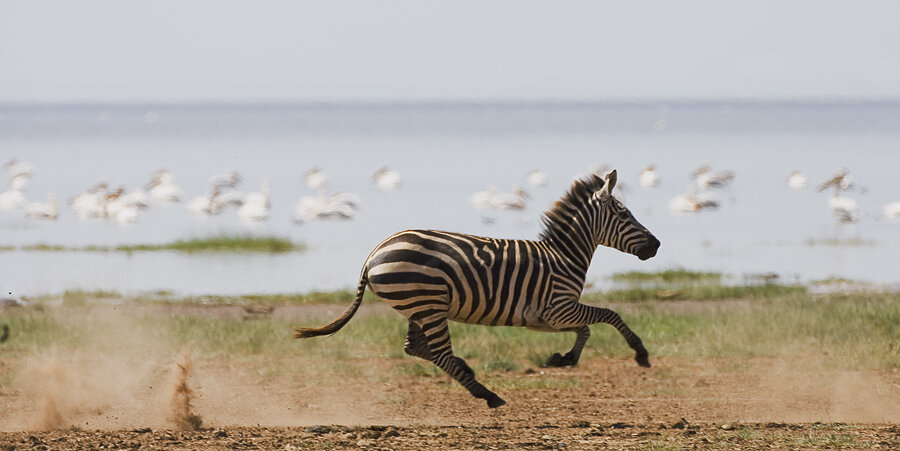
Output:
[{"xmin": 591, "ymin": 170, "xmax": 660, "ymax": 260}]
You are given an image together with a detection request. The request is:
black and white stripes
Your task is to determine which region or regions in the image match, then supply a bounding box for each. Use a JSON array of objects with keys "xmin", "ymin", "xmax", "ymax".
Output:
[{"xmin": 295, "ymin": 169, "xmax": 660, "ymax": 408}]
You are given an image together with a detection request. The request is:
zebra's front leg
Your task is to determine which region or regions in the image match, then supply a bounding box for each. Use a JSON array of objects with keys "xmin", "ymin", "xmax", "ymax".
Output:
[
  {"xmin": 546, "ymin": 303, "xmax": 651, "ymax": 368},
  {"xmin": 544, "ymin": 326, "xmax": 590, "ymax": 367},
  {"xmin": 417, "ymin": 315, "xmax": 506, "ymax": 408}
]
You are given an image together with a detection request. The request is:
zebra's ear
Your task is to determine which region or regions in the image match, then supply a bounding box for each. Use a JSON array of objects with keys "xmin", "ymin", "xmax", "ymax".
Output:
[{"xmin": 601, "ymin": 170, "xmax": 617, "ymax": 196}]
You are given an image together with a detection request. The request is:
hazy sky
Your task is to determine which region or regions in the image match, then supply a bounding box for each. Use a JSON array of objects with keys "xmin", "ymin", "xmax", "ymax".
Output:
[{"xmin": 2, "ymin": 1, "xmax": 899, "ymax": 103}]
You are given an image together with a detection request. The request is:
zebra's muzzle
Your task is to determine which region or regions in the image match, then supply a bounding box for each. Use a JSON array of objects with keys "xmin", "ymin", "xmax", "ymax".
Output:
[{"xmin": 636, "ymin": 235, "xmax": 660, "ymax": 260}]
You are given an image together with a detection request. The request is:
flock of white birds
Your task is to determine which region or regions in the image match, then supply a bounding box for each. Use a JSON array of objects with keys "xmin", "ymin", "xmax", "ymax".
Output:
[
  {"xmin": 1, "ymin": 158, "xmax": 898, "ymax": 227},
  {"xmin": 0, "ymin": 159, "xmax": 401, "ymax": 226}
]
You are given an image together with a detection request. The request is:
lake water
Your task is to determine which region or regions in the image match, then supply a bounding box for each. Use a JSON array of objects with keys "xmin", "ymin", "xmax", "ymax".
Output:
[{"xmin": 1, "ymin": 101, "xmax": 899, "ymax": 297}]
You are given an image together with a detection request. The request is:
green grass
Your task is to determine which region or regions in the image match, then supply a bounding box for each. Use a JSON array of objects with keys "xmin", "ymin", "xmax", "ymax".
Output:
[
  {"xmin": 3, "ymin": 235, "xmax": 305, "ymax": 254},
  {"xmin": 2, "ymin": 289, "xmax": 898, "ymax": 392},
  {"xmin": 19, "ymin": 243, "xmax": 68, "ymax": 251},
  {"xmin": 610, "ymin": 269, "xmax": 722, "ymax": 284},
  {"xmin": 114, "ymin": 235, "xmax": 304, "ymax": 254},
  {"xmin": 584, "ymin": 283, "xmax": 806, "ymax": 302},
  {"xmin": 803, "ymin": 237, "xmax": 875, "ymax": 247}
]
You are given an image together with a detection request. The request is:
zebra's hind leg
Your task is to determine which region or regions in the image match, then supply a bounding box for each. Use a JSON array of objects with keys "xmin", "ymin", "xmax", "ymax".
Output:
[
  {"xmin": 544, "ymin": 326, "xmax": 590, "ymax": 367},
  {"xmin": 417, "ymin": 315, "xmax": 506, "ymax": 408},
  {"xmin": 404, "ymin": 321, "xmax": 432, "ymax": 361}
]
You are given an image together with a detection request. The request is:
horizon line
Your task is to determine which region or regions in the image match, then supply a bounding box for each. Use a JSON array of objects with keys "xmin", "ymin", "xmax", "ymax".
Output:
[{"xmin": 3, "ymin": 96, "xmax": 900, "ymax": 108}]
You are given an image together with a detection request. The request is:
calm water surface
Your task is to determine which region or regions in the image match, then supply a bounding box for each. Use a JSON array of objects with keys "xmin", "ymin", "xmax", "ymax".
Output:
[{"xmin": 1, "ymin": 102, "xmax": 898, "ymax": 297}]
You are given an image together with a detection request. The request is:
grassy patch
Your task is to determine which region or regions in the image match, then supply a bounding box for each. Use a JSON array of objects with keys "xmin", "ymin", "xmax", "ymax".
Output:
[
  {"xmin": 584, "ymin": 283, "xmax": 806, "ymax": 302},
  {"xmin": 115, "ymin": 235, "xmax": 304, "ymax": 253},
  {"xmin": 3, "ymin": 290, "xmax": 898, "ymax": 391},
  {"xmin": 19, "ymin": 243, "xmax": 68, "ymax": 251},
  {"xmin": 611, "ymin": 269, "xmax": 722, "ymax": 284},
  {"xmin": 803, "ymin": 237, "xmax": 875, "ymax": 247},
  {"xmin": 8, "ymin": 235, "xmax": 305, "ymax": 254}
]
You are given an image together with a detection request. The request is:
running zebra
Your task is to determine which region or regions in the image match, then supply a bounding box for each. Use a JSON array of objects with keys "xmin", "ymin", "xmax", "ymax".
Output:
[{"xmin": 294, "ymin": 170, "xmax": 660, "ymax": 408}]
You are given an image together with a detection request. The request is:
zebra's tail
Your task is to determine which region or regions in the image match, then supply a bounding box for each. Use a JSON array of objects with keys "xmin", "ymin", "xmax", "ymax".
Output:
[{"xmin": 293, "ymin": 273, "xmax": 368, "ymax": 339}]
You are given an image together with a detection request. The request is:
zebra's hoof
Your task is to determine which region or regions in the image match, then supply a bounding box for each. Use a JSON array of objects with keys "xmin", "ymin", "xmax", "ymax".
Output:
[
  {"xmin": 635, "ymin": 353, "xmax": 651, "ymax": 368},
  {"xmin": 486, "ymin": 394, "xmax": 506, "ymax": 408},
  {"xmin": 544, "ymin": 352, "xmax": 577, "ymax": 367}
]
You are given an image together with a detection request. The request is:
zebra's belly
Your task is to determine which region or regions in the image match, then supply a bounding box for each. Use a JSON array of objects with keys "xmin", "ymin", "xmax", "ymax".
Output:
[{"xmin": 446, "ymin": 298, "xmax": 549, "ymax": 328}]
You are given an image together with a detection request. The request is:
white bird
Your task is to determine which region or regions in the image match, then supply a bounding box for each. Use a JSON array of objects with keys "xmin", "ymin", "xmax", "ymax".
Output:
[
  {"xmin": 693, "ymin": 165, "xmax": 734, "ymax": 189},
  {"xmin": 70, "ymin": 183, "xmax": 109, "ymax": 219},
  {"xmin": 883, "ymin": 202, "xmax": 900, "ymax": 220},
  {"xmin": 187, "ymin": 189, "xmax": 220, "ymax": 216},
  {"xmin": 668, "ymin": 188, "xmax": 720, "ymax": 213},
  {"xmin": 787, "ymin": 171, "xmax": 808, "ymax": 190},
  {"xmin": 208, "ymin": 170, "xmax": 242, "ymax": 190},
  {"xmin": 0, "ymin": 188, "xmax": 26, "ymax": 211},
  {"xmin": 146, "ymin": 169, "xmax": 183, "ymax": 204},
  {"xmin": 525, "ymin": 170, "xmax": 548, "ymax": 188},
  {"xmin": 294, "ymin": 192, "xmax": 360, "ymax": 223},
  {"xmin": 639, "ymin": 165, "xmax": 659, "ymax": 188},
  {"xmin": 25, "ymin": 193, "xmax": 59, "ymax": 221},
  {"xmin": 237, "ymin": 179, "xmax": 271, "ymax": 223},
  {"xmin": 304, "ymin": 168, "xmax": 328, "ymax": 191},
  {"xmin": 105, "ymin": 187, "xmax": 145, "ymax": 226},
  {"xmin": 828, "ymin": 193, "xmax": 859, "ymax": 223},
  {"xmin": 2, "ymin": 159, "xmax": 34, "ymax": 181},
  {"xmin": 471, "ymin": 186, "xmax": 529, "ymax": 211},
  {"xmin": 817, "ymin": 169, "xmax": 854, "ymax": 194},
  {"xmin": 371, "ymin": 167, "xmax": 402, "ymax": 191}
]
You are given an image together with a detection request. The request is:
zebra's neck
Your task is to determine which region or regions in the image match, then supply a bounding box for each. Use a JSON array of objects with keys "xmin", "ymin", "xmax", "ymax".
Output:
[{"xmin": 540, "ymin": 210, "xmax": 597, "ymax": 276}]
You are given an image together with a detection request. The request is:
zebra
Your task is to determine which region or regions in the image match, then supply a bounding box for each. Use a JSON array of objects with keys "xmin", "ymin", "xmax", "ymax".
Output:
[{"xmin": 294, "ymin": 170, "xmax": 660, "ymax": 408}]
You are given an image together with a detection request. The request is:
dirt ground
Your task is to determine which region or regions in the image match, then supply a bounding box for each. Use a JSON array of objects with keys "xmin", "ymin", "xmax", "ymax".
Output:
[{"xmin": 2, "ymin": 303, "xmax": 899, "ymax": 450}]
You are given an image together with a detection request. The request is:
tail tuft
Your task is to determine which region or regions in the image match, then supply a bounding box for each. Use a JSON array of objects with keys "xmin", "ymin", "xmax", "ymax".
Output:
[
  {"xmin": 293, "ymin": 274, "xmax": 368, "ymax": 340},
  {"xmin": 293, "ymin": 327, "xmax": 322, "ymax": 339}
]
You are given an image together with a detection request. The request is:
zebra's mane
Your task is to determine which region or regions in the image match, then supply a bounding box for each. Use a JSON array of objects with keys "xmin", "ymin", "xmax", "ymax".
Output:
[{"xmin": 538, "ymin": 174, "xmax": 606, "ymax": 241}]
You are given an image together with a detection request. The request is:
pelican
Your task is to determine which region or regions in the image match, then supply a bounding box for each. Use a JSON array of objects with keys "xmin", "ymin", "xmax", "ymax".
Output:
[
  {"xmin": 209, "ymin": 170, "xmax": 242, "ymax": 190},
  {"xmin": 470, "ymin": 186, "xmax": 529, "ymax": 211},
  {"xmin": 0, "ymin": 188, "xmax": 26, "ymax": 211},
  {"xmin": 639, "ymin": 165, "xmax": 659, "ymax": 188},
  {"xmin": 668, "ymin": 188, "xmax": 720, "ymax": 213},
  {"xmin": 882, "ymin": 202, "xmax": 900, "ymax": 220},
  {"xmin": 304, "ymin": 168, "xmax": 328, "ymax": 191},
  {"xmin": 187, "ymin": 188, "xmax": 221, "ymax": 216},
  {"xmin": 693, "ymin": 165, "xmax": 734, "ymax": 189},
  {"xmin": 294, "ymin": 191, "xmax": 360, "ymax": 223},
  {"xmin": 2, "ymin": 159, "xmax": 34, "ymax": 181},
  {"xmin": 828, "ymin": 193, "xmax": 859, "ymax": 223},
  {"xmin": 104, "ymin": 186, "xmax": 149, "ymax": 226},
  {"xmin": 237, "ymin": 179, "xmax": 271, "ymax": 223},
  {"xmin": 25, "ymin": 193, "xmax": 58, "ymax": 221},
  {"xmin": 525, "ymin": 170, "xmax": 548, "ymax": 188},
  {"xmin": 371, "ymin": 167, "xmax": 402, "ymax": 191},
  {"xmin": 70, "ymin": 183, "xmax": 109, "ymax": 219},
  {"xmin": 817, "ymin": 169, "xmax": 853, "ymax": 194},
  {"xmin": 787, "ymin": 171, "xmax": 808, "ymax": 190},
  {"xmin": 146, "ymin": 169, "xmax": 183, "ymax": 204}
]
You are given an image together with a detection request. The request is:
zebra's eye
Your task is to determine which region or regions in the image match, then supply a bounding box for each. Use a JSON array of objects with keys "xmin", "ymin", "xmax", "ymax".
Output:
[{"xmin": 616, "ymin": 210, "xmax": 629, "ymax": 221}]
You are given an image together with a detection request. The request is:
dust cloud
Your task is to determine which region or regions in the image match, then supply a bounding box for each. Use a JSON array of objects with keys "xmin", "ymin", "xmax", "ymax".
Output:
[
  {"xmin": 3, "ymin": 306, "xmax": 380, "ymax": 432},
  {"xmin": 167, "ymin": 350, "xmax": 203, "ymax": 430}
]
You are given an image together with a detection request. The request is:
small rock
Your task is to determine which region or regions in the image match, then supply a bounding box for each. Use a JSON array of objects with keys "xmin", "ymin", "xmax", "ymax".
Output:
[
  {"xmin": 721, "ymin": 423, "xmax": 735, "ymax": 431},
  {"xmin": 672, "ymin": 418, "xmax": 689, "ymax": 429}
]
